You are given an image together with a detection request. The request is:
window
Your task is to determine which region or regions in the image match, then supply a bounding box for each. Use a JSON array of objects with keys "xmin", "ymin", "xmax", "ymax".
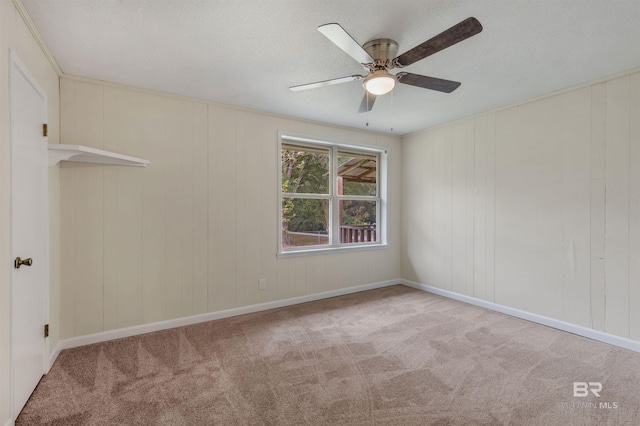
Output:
[{"xmin": 279, "ymin": 134, "xmax": 387, "ymax": 255}]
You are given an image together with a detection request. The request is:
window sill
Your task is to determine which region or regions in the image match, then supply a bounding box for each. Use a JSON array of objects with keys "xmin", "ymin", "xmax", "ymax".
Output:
[{"xmin": 277, "ymin": 243, "xmax": 389, "ymax": 258}]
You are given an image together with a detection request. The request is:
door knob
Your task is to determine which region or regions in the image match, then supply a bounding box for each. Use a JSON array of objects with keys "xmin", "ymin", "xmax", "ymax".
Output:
[{"xmin": 14, "ymin": 257, "xmax": 33, "ymax": 269}]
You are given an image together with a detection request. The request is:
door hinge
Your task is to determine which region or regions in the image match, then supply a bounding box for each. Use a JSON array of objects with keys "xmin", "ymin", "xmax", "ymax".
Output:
[
  {"xmin": 43, "ymin": 123, "xmax": 48, "ymax": 137},
  {"xmin": 44, "ymin": 324, "xmax": 49, "ymax": 338}
]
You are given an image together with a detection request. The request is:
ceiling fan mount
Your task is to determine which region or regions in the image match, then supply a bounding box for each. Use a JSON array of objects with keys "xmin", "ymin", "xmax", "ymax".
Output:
[
  {"xmin": 290, "ymin": 17, "xmax": 483, "ymax": 113},
  {"xmin": 362, "ymin": 38, "xmax": 399, "ymax": 69}
]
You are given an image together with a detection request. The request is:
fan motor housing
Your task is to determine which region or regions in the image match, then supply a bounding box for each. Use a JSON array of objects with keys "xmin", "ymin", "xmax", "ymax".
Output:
[{"xmin": 363, "ymin": 38, "xmax": 399, "ymax": 62}]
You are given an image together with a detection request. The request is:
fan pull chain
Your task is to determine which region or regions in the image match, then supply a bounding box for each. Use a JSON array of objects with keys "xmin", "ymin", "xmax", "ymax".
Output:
[
  {"xmin": 365, "ymin": 91, "xmax": 370, "ymax": 127},
  {"xmin": 390, "ymin": 89, "xmax": 394, "ymax": 132}
]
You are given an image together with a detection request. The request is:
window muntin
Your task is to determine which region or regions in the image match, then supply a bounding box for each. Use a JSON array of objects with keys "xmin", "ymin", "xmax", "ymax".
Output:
[{"xmin": 280, "ymin": 135, "xmax": 385, "ymax": 254}]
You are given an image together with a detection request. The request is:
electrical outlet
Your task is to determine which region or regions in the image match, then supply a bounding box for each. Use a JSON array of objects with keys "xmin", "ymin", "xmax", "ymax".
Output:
[{"xmin": 259, "ymin": 278, "xmax": 266, "ymax": 290}]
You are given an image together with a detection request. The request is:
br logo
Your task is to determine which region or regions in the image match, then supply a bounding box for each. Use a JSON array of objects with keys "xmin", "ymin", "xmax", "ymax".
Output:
[{"xmin": 573, "ymin": 382, "xmax": 602, "ymax": 397}]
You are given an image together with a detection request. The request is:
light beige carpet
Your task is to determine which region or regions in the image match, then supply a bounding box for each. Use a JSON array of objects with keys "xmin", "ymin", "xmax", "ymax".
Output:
[{"xmin": 17, "ymin": 285, "xmax": 640, "ymax": 425}]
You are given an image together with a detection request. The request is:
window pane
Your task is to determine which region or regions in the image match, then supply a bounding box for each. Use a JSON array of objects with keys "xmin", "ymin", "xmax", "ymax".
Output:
[
  {"xmin": 282, "ymin": 143, "xmax": 330, "ymax": 194},
  {"xmin": 337, "ymin": 151, "xmax": 377, "ymax": 196},
  {"xmin": 339, "ymin": 200, "xmax": 377, "ymax": 243},
  {"xmin": 282, "ymin": 198, "xmax": 330, "ymax": 247}
]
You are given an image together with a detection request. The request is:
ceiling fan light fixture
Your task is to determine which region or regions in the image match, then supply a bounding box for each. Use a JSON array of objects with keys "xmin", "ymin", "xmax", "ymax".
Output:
[{"xmin": 364, "ymin": 71, "xmax": 396, "ymax": 95}]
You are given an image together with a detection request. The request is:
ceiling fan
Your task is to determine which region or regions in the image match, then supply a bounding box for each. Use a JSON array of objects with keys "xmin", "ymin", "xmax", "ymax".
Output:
[{"xmin": 290, "ymin": 17, "xmax": 483, "ymax": 112}]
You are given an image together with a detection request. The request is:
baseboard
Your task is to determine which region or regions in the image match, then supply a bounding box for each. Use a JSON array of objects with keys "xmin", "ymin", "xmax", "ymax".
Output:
[
  {"xmin": 56, "ymin": 279, "xmax": 400, "ymax": 351},
  {"xmin": 47, "ymin": 277, "xmax": 640, "ymax": 362},
  {"xmin": 47, "ymin": 341, "xmax": 62, "ymax": 371},
  {"xmin": 5, "ymin": 418, "xmax": 15, "ymax": 426},
  {"xmin": 401, "ymin": 279, "xmax": 640, "ymax": 353}
]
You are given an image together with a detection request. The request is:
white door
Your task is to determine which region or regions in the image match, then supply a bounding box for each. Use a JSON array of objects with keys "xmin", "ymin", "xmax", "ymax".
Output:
[{"xmin": 10, "ymin": 52, "xmax": 49, "ymax": 418}]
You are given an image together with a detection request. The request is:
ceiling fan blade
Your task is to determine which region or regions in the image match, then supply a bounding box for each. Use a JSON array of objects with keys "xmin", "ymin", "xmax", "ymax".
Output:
[
  {"xmin": 318, "ymin": 23, "xmax": 374, "ymax": 65},
  {"xmin": 358, "ymin": 92, "xmax": 377, "ymax": 113},
  {"xmin": 393, "ymin": 17, "xmax": 482, "ymax": 68},
  {"xmin": 397, "ymin": 72, "xmax": 461, "ymax": 93},
  {"xmin": 289, "ymin": 75, "xmax": 364, "ymax": 91}
]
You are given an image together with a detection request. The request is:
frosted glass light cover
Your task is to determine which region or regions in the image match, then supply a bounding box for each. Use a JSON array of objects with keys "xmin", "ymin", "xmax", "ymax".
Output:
[{"xmin": 364, "ymin": 72, "xmax": 396, "ymax": 95}]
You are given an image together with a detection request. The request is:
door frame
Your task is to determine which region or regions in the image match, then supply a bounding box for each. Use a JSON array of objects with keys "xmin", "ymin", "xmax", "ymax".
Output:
[{"xmin": 9, "ymin": 49, "xmax": 51, "ymax": 420}]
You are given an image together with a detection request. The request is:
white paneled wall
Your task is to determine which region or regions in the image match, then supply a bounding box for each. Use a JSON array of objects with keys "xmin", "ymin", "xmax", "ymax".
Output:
[
  {"xmin": 402, "ymin": 70, "xmax": 640, "ymax": 342},
  {"xmin": 59, "ymin": 77, "xmax": 401, "ymax": 340}
]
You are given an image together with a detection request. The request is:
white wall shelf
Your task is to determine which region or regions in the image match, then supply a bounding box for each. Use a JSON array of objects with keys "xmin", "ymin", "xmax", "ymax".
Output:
[{"xmin": 48, "ymin": 144, "xmax": 150, "ymax": 167}]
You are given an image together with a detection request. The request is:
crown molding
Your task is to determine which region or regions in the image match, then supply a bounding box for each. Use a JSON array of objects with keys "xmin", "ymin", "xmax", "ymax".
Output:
[{"xmin": 11, "ymin": 0, "xmax": 62, "ymax": 76}]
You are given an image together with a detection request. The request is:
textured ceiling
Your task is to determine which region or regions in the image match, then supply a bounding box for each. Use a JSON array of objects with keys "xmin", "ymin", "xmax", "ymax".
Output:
[{"xmin": 21, "ymin": 0, "xmax": 640, "ymax": 135}]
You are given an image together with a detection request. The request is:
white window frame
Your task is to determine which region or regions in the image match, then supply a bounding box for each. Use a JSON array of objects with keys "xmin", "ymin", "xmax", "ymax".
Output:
[{"xmin": 278, "ymin": 132, "xmax": 388, "ymax": 257}]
